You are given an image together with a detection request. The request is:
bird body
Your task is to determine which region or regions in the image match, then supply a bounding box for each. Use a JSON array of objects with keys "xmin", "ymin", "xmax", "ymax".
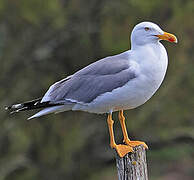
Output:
[{"xmin": 7, "ymin": 22, "xmax": 176, "ymax": 119}]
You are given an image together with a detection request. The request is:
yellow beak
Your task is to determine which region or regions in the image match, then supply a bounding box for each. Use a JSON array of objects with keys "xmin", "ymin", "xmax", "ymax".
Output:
[{"xmin": 156, "ymin": 32, "xmax": 178, "ymax": 43}]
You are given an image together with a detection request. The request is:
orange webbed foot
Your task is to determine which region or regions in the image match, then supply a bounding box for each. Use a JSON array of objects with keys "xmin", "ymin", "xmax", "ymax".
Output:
[
  {"xmin": 124, "ymin": 139, "xmax": 148, "ymax": 149},
  {"xmin": 114, "ymin": 144, "xmax": 134, "ymax": 158}
]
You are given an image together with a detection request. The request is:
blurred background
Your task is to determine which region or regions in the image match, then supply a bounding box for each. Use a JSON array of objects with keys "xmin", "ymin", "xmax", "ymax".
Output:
[{"xmin": 1, "ymin": 0, "xmax": 194, "ymax": 179}]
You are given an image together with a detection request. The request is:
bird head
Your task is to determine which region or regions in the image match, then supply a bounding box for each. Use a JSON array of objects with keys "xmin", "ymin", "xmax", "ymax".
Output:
[{"xmin": 131, "ymin": 22, "xmax": 177, "ymax": 48}]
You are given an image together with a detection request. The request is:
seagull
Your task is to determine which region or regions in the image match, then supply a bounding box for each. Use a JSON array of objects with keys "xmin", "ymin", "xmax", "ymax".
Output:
[{"xmin": 6, "ymin": 22, "xmax": 177, "ymax": 157}]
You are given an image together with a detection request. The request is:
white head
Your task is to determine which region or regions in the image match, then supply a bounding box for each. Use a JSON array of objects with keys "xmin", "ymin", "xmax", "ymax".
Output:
[{"xmin": 131, "ymin": 22, "xmax": 177, "ymax": 49}]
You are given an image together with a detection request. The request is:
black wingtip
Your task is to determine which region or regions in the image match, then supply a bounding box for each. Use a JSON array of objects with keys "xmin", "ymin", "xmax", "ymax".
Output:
[
  {"xmin": 5, "ymin": 105, "xmax": 11, "ymax": 111},
  {"xmin": 4, "ymin": 103, "xmax": 24, "ymax": 114},
  {"xmin": 4, "ymin": 105, "xmax": 15, "ymax": 114},
  {"xmin": 5, "ymin": 106, "xmax": 8, "ymax": 110}
]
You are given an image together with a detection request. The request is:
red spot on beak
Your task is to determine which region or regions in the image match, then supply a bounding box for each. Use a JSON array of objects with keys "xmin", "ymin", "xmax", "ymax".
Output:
[{"xmin": 156, "ymin": 32, "xmax": 178, "ymax": 43}]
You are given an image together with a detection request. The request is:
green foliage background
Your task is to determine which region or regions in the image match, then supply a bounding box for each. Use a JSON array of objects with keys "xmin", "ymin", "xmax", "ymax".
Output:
[{"xmin": 1, "ymin": 0, "xmax": 194, "ymax": 179}]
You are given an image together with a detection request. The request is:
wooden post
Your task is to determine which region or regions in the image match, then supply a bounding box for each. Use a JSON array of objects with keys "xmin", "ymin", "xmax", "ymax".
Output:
[{"xmin": 116, "ymin": 145, "xmax": 148, "ymax": 180}]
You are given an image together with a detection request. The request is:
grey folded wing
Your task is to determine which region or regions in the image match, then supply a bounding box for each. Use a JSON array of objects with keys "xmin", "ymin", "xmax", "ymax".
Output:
[{"xmin": 42, "ymin": 52, "xmax": 138, "ymax": 104}]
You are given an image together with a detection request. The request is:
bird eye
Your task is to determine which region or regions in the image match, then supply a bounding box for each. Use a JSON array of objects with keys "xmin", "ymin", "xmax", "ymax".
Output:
[{"xmin": 144, "ymin": 27, "xmax": 150, "ymax": 31}]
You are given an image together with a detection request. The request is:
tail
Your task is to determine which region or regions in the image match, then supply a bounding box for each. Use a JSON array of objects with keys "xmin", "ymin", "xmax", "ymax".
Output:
[
  {"xmin": 27, "ymin": 105, "xmax": 68, "ymax": 120},
  {"xmin": 5, "ymin": 98, "xmax": 68, "ymax": 120},
  {"xmin": 5, "ymin": 98, "xmax": 62, "ymax": 113}
]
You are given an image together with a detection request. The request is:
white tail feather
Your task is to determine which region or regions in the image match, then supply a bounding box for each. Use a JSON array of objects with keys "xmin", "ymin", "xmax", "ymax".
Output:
[{"xmin": 27, "ymin": 105, "xmax": 71, "ymax": 120}]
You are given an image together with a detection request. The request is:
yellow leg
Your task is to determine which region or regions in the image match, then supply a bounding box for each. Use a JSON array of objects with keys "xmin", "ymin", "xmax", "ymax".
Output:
[
  {"xmin": 118, "ymin": 110, "xmax": 148, "ymax": 149},
  {"xmin": 107, "ymin": 113, "xmax": 133, "ymax": 157}
]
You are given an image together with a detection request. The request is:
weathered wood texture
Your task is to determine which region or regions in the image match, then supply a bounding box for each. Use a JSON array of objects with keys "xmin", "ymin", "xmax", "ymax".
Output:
[{"xmin": 116, "ymin": 145, "xmax": 148, "ymax": 180}]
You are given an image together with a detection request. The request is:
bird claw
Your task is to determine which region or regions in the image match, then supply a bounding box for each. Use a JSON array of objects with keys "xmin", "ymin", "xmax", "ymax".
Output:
[
  {"xmin": 124, "ymin": 139, "xmax": 148, "ymax": 149},
  {"xmin": 114, "ymin": 144, "xmax": 134, "ymax": 158}
]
